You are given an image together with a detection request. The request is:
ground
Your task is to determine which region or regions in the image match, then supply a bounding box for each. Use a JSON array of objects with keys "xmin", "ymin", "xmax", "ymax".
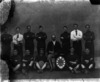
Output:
[{"xmin": 13, "ymin": 69, "xmax": 100, "ymax": 79}]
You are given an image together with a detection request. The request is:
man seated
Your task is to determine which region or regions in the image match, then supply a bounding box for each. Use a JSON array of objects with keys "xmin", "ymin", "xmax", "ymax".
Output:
[
  {"xmin": 81, "ymin": 48, "xmax": 95, "ymax": 74},
  {"xmin": 10, "ymin": 50, "xmax": 22, "ymax": 78},
  {"xmin": 22, "ymin": 50, "xmax": 34, "ymax": 74},
  {"xmin": 35, "ymin": 49, "xmax": 47, "ymax": 73},
  {"xmin": 67, "ymin": 48, "xmax": 80, "ymax": 73},
  {"xmin": 47, "ymin": 35, "xmax": 61, "ymax": 71}
]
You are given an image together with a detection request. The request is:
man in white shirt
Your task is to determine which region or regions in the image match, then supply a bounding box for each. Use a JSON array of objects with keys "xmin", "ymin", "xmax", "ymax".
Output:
[
  {"xmin": 70, "ymin": 24, "xmax": 83, "ymax": 63},
  {"xmin": 13, "ymin": 27, "xmax": 23, "ymax": 56}
]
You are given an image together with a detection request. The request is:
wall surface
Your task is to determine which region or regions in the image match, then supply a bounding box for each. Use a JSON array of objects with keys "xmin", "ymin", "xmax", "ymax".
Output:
[{"xmin": 4, "ymin": 1, "xmax": 100, "ymax": 57}]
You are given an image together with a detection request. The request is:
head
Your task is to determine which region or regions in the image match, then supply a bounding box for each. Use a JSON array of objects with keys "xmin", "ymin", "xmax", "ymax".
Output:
[
  {"xmin": 63, "ymin": 26, "xmax": 68, "ymax": 31},
  {"xmin": 4, "ymin": 27, "xmax": 8, "ymax": 33},
  {"xmin": 70, "ymin": 48, "xmax": 74, "ymax": 55},
  {"xmin": 51, "ymin": 35, "xmax": 56, "ymax": 41},
  {"xmin": 26, "ymin": 25, "xmax": 31, "ymax": 32},
  {"xmin": 25, "ymin": 50, "xmax": 30, "ymax": 55},
  {"xmin": 13, "ymin": 50, "xmax": 18, "ymax": 55},
  {"xmin": 85, "ymin": 24, "xmax": 90, "ymax": 31},
  {"xmin": 39, "ymin": 25, "xmax": 43, "ymax": 32},
  {"xmin": 16, "ymin": 27, "xmax": 20, "ymax": 33},
  {"xmin": 85, "ymin": 48, "xmax": 90, "ymax": 54},
  {"xmin": 73, "ymin": 24, "xmax": 78, "ymax": 30},
  {"xmin": 40, "ymin": 49, "xmax": 44, "ymax": 56}
]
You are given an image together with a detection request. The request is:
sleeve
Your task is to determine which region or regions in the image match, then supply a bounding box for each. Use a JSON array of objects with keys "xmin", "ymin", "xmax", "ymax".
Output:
[
  {"xmin": 12, "ymin": 35, "xmax": 17, "ymax": 44},
  {"xmin": 77, "ymin": 30, "xmax": 83, "ymax": 39},
  {"xmin": 70, "ymin": 31, "xmax": 77, "ymax": 41},
  {"xmin": 83, "ymin": 33, "xmax": 86, "ymax": 40},
  {"xmin": 47, "ymin": 42, "xmax": 50, "ymax": 54},
  {"xmin": 44, "ymin": 33, "xmax": 47, "ymax": 40},
  {"xmin": 60, "ymin": 34, "xmax": 64, "ymax": 42}
]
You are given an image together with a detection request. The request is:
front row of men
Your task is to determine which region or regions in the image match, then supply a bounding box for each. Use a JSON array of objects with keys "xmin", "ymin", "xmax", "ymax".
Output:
[{"xmin": 7, "ymin": 35, "xmax": 95, "ymax": 80}]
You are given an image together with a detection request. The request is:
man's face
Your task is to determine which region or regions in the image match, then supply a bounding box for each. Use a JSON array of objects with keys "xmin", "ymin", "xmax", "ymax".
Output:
[
  {"xmin": 27, "ymin": 27, "xmax": 31, "ymax": 32},
  {"xmin": 64, "ymin": 27, "xmax": 67, "ymax": 31},
  {"xmin": 26, "ymin": 50, "xmax": 30, "ymax": 55},
  {"xmin": 85, "ymin": 49, "xmax": 90, "ymax": 54},
  {"xmin": 70, "ymin": 48, "xmax": 74, "ymax": 54},
  {"xmin": 86, "ymin": 25, "xmax": 90, "ymax": 31},
  {"xmin": 16, "ymin": 28, "xmax": 20, "ymax": 33},
  {"xmin": 39, "ymin": 27, "xmax": 43, "ymax": 32},
  {"xmin": 52, "ymin": 36, "xmax": 56, "ymax": 41},
  {"xmin": 74, "ymin": 24, "xmax": 78, "ymax": 30},
  {"xmin": 13, "ymin": 50, "xmax": 18, "ymax": 55},
  {"xmin": 40, "ymin": 50, "xmax": 44, "ymax": 56}
]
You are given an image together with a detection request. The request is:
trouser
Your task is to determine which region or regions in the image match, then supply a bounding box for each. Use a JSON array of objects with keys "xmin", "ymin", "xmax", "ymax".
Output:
[
  {"xmin": 48, "ymin": 54, "xmax": 55, "ymax": 70},
  {"xmin": 36, "ymin": 62, "xmax": 47, "ymax": 70},
  {"xmin": 14, "ymin": 43, "xmax": 23, "ymax": 56},
  {"xmin": 73, "ymin": 40, "xmax": 82, "ymax": 63},
  {"xmin": 81, "ymin": 61, "xmax": 95, "ymax": 71}
]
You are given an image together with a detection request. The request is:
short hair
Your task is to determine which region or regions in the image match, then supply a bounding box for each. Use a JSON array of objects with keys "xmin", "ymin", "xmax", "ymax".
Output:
[
  {"xmin": 16, "ymin": 27, "xmax": 20, "ymax": 30},
  {"xmin": 73, "ymin": 24, "xmax": 78, "ymax": 27},
  {"xmin": 63, "ymin": 26, "xmax": 68, "ymax": 29},
  {"xmin": 39, "ymin": 25, "xmax": 43, "ymax": 29},
  {"xmin": 26, "ymin": 25, "xmax": 31, "ymax": 29},
  {"xmin": 85, "ymin": 24, "xmax": 90, "ymax": 28}
]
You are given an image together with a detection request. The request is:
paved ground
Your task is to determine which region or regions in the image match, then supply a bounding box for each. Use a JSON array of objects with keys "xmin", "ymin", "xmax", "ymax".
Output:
[{"xmin": 14, "ymin": 69, "xmax": 100, "ymax": 79}]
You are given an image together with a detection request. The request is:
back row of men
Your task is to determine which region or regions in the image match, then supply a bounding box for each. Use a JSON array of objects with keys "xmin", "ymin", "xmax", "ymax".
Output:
[{"xmin": 1, "ymin": 24, "xmax": 95, "ymax": 59}]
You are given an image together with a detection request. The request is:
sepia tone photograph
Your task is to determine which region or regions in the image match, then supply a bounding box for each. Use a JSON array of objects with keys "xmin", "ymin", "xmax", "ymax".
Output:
[{"xmin": 0, "ymin": 0, "xmax": 100, "ymax": 82}]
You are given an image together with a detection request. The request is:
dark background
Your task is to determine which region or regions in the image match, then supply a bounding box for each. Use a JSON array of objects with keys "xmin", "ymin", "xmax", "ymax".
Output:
[{"xmin": 4, "ymin": 1, "xmax": 100, "ymax": 57}]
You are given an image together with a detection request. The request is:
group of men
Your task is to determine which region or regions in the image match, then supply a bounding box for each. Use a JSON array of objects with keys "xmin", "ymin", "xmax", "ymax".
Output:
[{"xmin": 1, "ymin": 24, "xmax": 95, "ymax": 80}]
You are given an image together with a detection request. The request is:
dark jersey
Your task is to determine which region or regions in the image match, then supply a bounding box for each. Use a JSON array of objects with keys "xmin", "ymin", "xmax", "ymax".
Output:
[
  {"xmin": 36, "ymin": 55, "xmax": 47, "ymax": 62},
  {"xmin": 1, "ymin": 33, "xmax": 12, "ymax": 45},
  {"xmin": 82, "ymin": 52, "xmax": 93, "ymax": 62},
  {"xmin": 10, "ymin": 55, "xmax": 22, "ymax": 68},
  {"xmin": 84, "ymin": 30, "xmax": 95, "ymax": 42},
  {"xmin": 36, "ymin": 32, "xmax": 47, "ymax": 48},
  {"xmin": 47, "ymin": 41, "xmax": 61, "ymax": 55},
  {"xmin": 24, "ymin": 31, "xmax": 35, "ymax": 47},
  {"xmin": 60, "ymin": 31, "xmax": 70, "ymax": 45},
  {"xmin": 68, "ymin": 54, "xmax": 78, "ymax": 62},
  {"xmin": 22, "ymin": 54, "xmax": 33, "ymax": 65}
]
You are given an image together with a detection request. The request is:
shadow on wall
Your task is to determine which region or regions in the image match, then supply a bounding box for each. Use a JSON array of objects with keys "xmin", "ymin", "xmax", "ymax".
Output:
[{"xmin": 4, "ymin": 1, "xmax": 100, "ymax": 56}]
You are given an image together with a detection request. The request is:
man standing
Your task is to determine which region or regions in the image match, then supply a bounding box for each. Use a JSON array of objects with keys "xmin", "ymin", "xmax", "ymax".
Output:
[
  {"xmin": 60, "ymin": 26, "xmax": 70, "ymax": 57},
  {"xmin": 83, "ymin": 24, "xmax": 95, "ymax": 58},
  {"xmin": 23, "ymin": 25, "xmax": 35, "ymax": 55},
  {"xmin": 70, "ymin": 24, "xmax": 83, "ymax": 63},
  {"xmin": 36, "ymin": 25, "xmax": 47, "ymax": 55},
  {"xmin": 1, "ymin": 27, "xmax": 12, "ymax": 68},
  {"xmin": 13, "ymin": 27, "xmax": 24, "ymax": 56}
]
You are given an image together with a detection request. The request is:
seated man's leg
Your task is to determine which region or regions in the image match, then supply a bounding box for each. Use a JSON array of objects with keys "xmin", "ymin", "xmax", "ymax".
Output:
[
  {"xmin": 48, "ymin": 54, "xmax": 53, "ymax": 71},
  {"xmin": 41, "ymin": 62, "xmax": 47, "ymax": 70},
  {"xmin": 52, "ymin": 58, "xmax": 55, "ymax": 70},
  {"xmin": 88, "ymin": 61, "xmax": 95, "ymax": 71}
]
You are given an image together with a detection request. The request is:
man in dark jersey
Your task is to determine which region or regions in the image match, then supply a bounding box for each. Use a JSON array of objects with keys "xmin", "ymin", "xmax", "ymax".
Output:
[
  {"xmin": 67, "ymin": 48, "xmax": 80, "ymax": 73},
  {"xmin": 10, "ymin": 50, "xmax": 22, "ymax": 79},
  {"xmin": 83, "ymin": 24, "xmax": 95, "ymax": 59},
  {"xmin": 36, "ymin": 26, "xmax": 47, "ymax": 55},
  {"xmin": 35, "ymin": 49, "xmax": 47, "ymax": 73},
  {"xmin": 23, "ymin": 25, "xmax": 35, "ymax": 55},
  {"xmin": 22, "ymin": 50, "xmax": 34, "ymax": 74},
  {"xmin": 47, "ymin": 35, "xmax": 61, "ymax": 71},
  {"xmin": 1, "ymin": 28, "xmax": 12, "ymax": 79},
  {"xmin": 60, "ymin": 26, "xmax": 70, "ymax": 59},
  {"xmin": 81, "ymin": 48, "xmax": 95, "ymax": 74}
]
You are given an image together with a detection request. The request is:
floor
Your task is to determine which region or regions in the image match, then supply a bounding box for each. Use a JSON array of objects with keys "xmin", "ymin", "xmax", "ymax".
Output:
[{"xmin": 13, "ymin": 69, "xmax": 100, "ymax": 79}]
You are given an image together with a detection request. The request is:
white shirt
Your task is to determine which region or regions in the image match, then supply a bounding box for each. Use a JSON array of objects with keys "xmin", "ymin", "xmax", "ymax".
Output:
[
  {"xmin": 13, "ymin": 33, "xmax": 23, "ymax": 44},
  {"xmin": 52, "ymin": 41, "xmax": 56, "ymax": 45},
  {"xmin": 70, "ymin": 29, "xmax": 83, "ymax": 41}
]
